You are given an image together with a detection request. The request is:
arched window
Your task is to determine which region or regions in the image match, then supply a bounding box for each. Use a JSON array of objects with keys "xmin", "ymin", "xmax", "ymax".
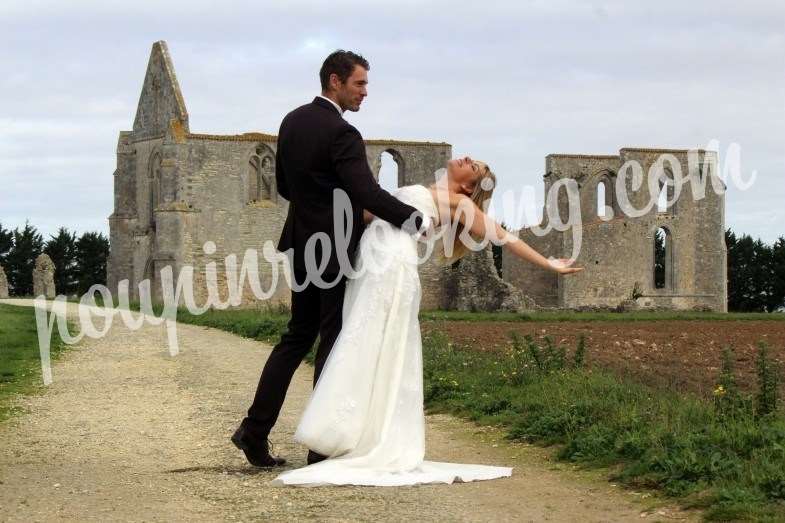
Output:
[
  {"xmin": 656, "ymin": 169, "xmax": 676, "ymax": 214},
  {"xmin": 248, "ymin": 154, "xmax": 260, "ymax": 203},
  {"xmin": 596, "ymin": 178, "xmax": 613, "ymax": 218},
  {"xmin": 378, "ymin": 150, "xmax": 401, "ymax": 193},
  {"xmin": 260, "ymin": 155, "xmax": 274, "ymax": 201},
  {"xmin": 148, "ymin": 152, "xmax": 161, "ymax": 229},
  {"xmin": 653, "ymin": 226, "xmax": 673, "ymax": 289},
  {"xmin": 248, "ymin": 145, "xmax": 276, "ymax": 203}
]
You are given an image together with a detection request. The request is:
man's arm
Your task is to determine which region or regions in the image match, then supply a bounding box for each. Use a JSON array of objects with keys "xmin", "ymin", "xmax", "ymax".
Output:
[{"xmin": 330, "ymin": 125, "xmax": 423, "ymax": 233}]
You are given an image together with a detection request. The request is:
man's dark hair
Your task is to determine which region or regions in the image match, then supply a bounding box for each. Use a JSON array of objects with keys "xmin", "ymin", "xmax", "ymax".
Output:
[{"xmin": 319, "ymin": 50, "xmax": 370, "ymax": 91}]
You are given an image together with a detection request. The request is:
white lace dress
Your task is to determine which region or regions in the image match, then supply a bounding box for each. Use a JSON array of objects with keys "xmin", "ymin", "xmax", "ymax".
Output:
[{"xmin": 271, "ymin": 184, "xmax": 512, "ymax": 487}]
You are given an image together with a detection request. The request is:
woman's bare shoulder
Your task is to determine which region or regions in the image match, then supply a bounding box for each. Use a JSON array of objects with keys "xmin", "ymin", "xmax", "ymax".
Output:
[{"xmin": 426, "ymin": 185, "xmax": 470, "ymax": 208}]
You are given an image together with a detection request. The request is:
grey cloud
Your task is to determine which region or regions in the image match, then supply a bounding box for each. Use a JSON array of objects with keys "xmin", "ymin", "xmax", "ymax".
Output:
[{"xmin": 0, "ymin": 0, "xmax": 783, "ymax": 244}]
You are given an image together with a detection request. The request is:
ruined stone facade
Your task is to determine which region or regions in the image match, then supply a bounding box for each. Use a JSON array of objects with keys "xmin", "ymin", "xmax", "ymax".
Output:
[
  {"xmin": 0, "ymin": 264, "xmax": 8, "ymax": 299},
  {"xmin": 108, "ymin": 41, "xmax": 727, "ymax": 313},
  {"xmin": 503, "ymin": 149, "xmax": 728, "ymax": 312},
  {"xmin": 33, "ymin": 254, "xmax": 56, "ymax": 299},
  {"xmin": 441, "ymin": 248, "xmax": 535, "ymax": 312},
  {"xmin": 107, "ymin": 41, "xmax": 461, "ymax": 309}
]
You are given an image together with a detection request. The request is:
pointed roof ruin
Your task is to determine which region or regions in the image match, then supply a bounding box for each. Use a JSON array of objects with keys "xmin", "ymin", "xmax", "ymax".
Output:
[{"xmin": 132, "ymin": 40, "xmax": 189, "ymax": 140}]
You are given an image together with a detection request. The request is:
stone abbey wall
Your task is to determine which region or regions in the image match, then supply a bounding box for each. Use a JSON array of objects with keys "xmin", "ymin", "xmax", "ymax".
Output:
[{"xmin": 108, "ymin": 41, "xmax": 727, "ymax": 313}]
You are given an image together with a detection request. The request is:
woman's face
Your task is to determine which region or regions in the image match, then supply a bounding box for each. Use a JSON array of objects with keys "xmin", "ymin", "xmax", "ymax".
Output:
[{"xmin": 447, "ymin": 156, "xmax": 482, "ymax": 194}]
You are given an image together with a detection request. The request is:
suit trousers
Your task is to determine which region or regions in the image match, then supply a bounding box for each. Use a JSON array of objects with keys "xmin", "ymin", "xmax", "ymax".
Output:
[{"xmin": 241, "ymin": 266, "xmax": 347, "ymax": 443}]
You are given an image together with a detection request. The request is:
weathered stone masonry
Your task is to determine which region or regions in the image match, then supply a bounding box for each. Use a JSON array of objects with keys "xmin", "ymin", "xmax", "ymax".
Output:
[
  {"xmin": 108, "ymin": 41, "xmax": 727, "ymax": 312},
  {"xmin": 503, "ymin": 149, "xmax": 728, "ymax": 312}
]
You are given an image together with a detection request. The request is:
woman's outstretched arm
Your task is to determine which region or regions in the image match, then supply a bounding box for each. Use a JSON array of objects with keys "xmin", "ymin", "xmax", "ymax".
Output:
[{"xmin": 449, "ymin": 194, "xmax": 583, "ymax": 275}]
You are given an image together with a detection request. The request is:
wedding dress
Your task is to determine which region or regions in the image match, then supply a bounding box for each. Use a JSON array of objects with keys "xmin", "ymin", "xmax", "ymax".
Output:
[{"xmin": 271, "ymin": 184, "xmax": 512, "ymax": 487}]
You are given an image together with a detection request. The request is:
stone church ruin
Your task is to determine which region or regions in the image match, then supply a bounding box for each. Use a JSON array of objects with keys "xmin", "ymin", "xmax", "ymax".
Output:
[{"xmin": 107, "ymin": 41, "xmax": 727, "ymax": 312}]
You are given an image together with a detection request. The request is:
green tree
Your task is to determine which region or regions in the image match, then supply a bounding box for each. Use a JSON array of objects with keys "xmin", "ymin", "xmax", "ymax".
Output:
[
  {"xmin": 73, "ymin": 231, "xmax": 109, "ymax": 295},
  {"xmin": 5, "ymin": 221, "xmax": 44, "ymax": 296},
  {"xmin": 772, "ymin": 236, "xmax": 785, "ymax": 312},
  {"xmin": 726, "ymin": 229, "xmax": 745, "ymax": 311},
  {"xmin": 0, "ymin": 222, "xmax": 12, "ymax": 267},
  {"xmin": 726, "ymin": 228, "xmax": 783, "ymax": 312},
  {"xmin": 44, "ymin": 227, "xmax": 78, "ymax": 296},
  {"xmin": 754, "ymin": 238, "xmax": 778, "ymax": 312}
]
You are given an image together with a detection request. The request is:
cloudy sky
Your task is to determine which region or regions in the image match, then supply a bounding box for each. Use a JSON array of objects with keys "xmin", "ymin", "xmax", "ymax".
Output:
[{"xmin": 1, "ymin": 0, "xmax": 783, "ymax": 244}]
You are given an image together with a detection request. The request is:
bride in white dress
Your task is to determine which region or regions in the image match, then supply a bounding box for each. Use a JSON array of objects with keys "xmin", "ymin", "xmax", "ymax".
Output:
[{"xmin": 271, "ymin": 156, "xmax": 583, "ymax": 487}]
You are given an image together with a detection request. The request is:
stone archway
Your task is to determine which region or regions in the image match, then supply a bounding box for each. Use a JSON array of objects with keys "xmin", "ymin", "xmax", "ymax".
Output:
[
  {"xmin": 378, "ymin": 148, "xmax": 406, "ymax": 189},
  {"xmin": 247, "ymin": 143, "xmax": 276, "ymax": 203}
]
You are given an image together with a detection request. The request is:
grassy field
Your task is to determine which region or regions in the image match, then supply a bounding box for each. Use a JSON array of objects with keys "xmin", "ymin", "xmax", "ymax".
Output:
[
  {"xmin": 0, "ymin": 303, "xmax": 71, "ymax": 422},
  {"xmin": 423, "ymin": 332, "xmax": 785, "ymax": 522},
  {"xmin": 58, "ymin": 293, "xmax": 785, "ymax": 322},
  {"xmin": 39, "ymin": 297, "xmax": 785, "ymax": 519},
  {"xmin": 143, "ymin": 304, "xmax": 785, "ymax": 522}
]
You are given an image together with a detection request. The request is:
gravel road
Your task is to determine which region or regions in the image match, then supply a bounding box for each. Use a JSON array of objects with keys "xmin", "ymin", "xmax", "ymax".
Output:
[{"xmin": 0, "ymin": 298, "xmax": 698, "ymax": 522}]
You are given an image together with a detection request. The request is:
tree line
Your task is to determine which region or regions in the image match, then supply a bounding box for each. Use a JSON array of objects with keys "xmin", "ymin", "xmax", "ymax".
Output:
[
  {"xmin": 0, "ymin": 220, "xmax": 782, "ymax": 312},
  {"xmin": 0, "ymin": 221, "xmax": 109, "ymax": 297},
  {"xmin": 726, "ymin": 229, "xmax": 785, "ymax": 312}
]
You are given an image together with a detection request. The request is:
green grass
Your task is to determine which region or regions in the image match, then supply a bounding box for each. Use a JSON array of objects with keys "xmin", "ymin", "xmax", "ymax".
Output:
[
  {"xmin": 130, "ymin": 303, "xmax": 785, "ymax": 521},
  {"xmin": 61, "ymin": 293, "xmax": 785, "ymax": 324},
  {"xmin": 174, "ymin": 307, "xmax": 290, "ymax": 345},
  {"xmin": 423, "ymin": 331, "xmax": 785, "ymax": 521},
  {"xmin": 44, "ymin": 295, "xmax": 785, "ymax": 518},
  {"xmin": 0, "ymin": 303, "xmax": 72, "ymax": 421}
]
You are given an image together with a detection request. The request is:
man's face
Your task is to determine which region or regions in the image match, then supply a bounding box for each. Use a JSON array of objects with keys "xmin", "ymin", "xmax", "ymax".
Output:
[{"xmin": 333, "ymin": 65, "xmax": 368, "ymax": 112}]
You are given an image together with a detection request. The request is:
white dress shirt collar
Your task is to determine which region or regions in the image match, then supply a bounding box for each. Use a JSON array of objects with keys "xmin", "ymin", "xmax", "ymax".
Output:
[{"xmin": 317, "ymin": 94, "xmax": 344, "ymax": 116}]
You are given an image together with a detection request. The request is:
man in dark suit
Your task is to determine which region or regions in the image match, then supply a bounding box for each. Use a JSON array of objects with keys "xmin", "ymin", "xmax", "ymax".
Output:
[{"xmin": 232, "ymin": 50, "xmax": 426, "ymax": 467}]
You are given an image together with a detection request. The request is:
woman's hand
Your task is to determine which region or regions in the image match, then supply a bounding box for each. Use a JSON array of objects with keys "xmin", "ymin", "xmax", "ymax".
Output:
[
  {"xmin": 363, "ymin": 210, "xmax": 376, "ymax": 225},
  {"xmin": 547, "ymin": 257, "xmax": 584, "ymax": 275}
]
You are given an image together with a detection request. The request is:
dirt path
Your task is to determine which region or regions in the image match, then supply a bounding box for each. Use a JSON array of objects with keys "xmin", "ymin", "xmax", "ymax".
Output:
[{"xmin": 0, "ymin": 298, "xmax": 699, "ymax": 522}]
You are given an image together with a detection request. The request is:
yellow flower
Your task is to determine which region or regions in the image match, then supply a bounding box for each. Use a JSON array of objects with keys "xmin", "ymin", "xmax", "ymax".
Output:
[{"xmin": 713, "ymin": 385, "xmax": 726, "ymax": 397}]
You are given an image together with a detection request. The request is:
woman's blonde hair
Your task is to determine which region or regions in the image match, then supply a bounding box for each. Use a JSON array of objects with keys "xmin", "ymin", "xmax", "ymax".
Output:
[{"xmin": 434, "ymin": 160, "xmax": 497, "ymax": 266}]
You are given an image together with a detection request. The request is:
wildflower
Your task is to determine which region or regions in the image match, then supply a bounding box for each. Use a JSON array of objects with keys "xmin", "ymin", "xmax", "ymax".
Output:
[{"xmin": 713, "ymin": 384, "xmax": 726, "ymax": 397}]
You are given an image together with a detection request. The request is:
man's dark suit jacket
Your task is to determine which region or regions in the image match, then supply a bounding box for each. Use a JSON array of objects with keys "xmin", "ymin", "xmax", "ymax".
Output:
[{"xmin": 275, "ymin": 96, "xmax": 424, "ymax": 276}]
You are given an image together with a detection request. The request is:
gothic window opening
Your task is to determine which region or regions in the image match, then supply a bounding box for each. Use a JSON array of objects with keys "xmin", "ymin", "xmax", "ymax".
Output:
[
  {"xmin": 248, "ymin": 154, "xmax": 259, "ymax": 203},
  {"xmin": 596, "ymin": 178, "xmax": 613, "ymax": 218},
  {"xmin": 656, "ymin": 169, "xmax": 676, "ymax": 214},
  {"xmin": 260, "ymin": 155, "xmax": 275, "ymax": 201},
  {"xmin": 378, "ymin": 150, "xmax": 401, "ymax": 193},
  {"xmin": 248, "ymin": 146, "xmax": 276, "ymax": 203},
  {"xmin": 148, "ymin": 153, "xmax": 162, "ymax": 229},
  {"xmin": 653, "ymin": 226, "xmax": 673, "ymax": 289}
]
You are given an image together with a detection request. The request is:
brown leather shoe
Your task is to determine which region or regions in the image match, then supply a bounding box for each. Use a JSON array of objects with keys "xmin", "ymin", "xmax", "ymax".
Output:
[
  {"xmin": 231, "ymin": 426, "xmax": 286, "ymax": 468},
  {"xmin": 307, "ymin": 449, "xmax": 327, "ymax": 465}
]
